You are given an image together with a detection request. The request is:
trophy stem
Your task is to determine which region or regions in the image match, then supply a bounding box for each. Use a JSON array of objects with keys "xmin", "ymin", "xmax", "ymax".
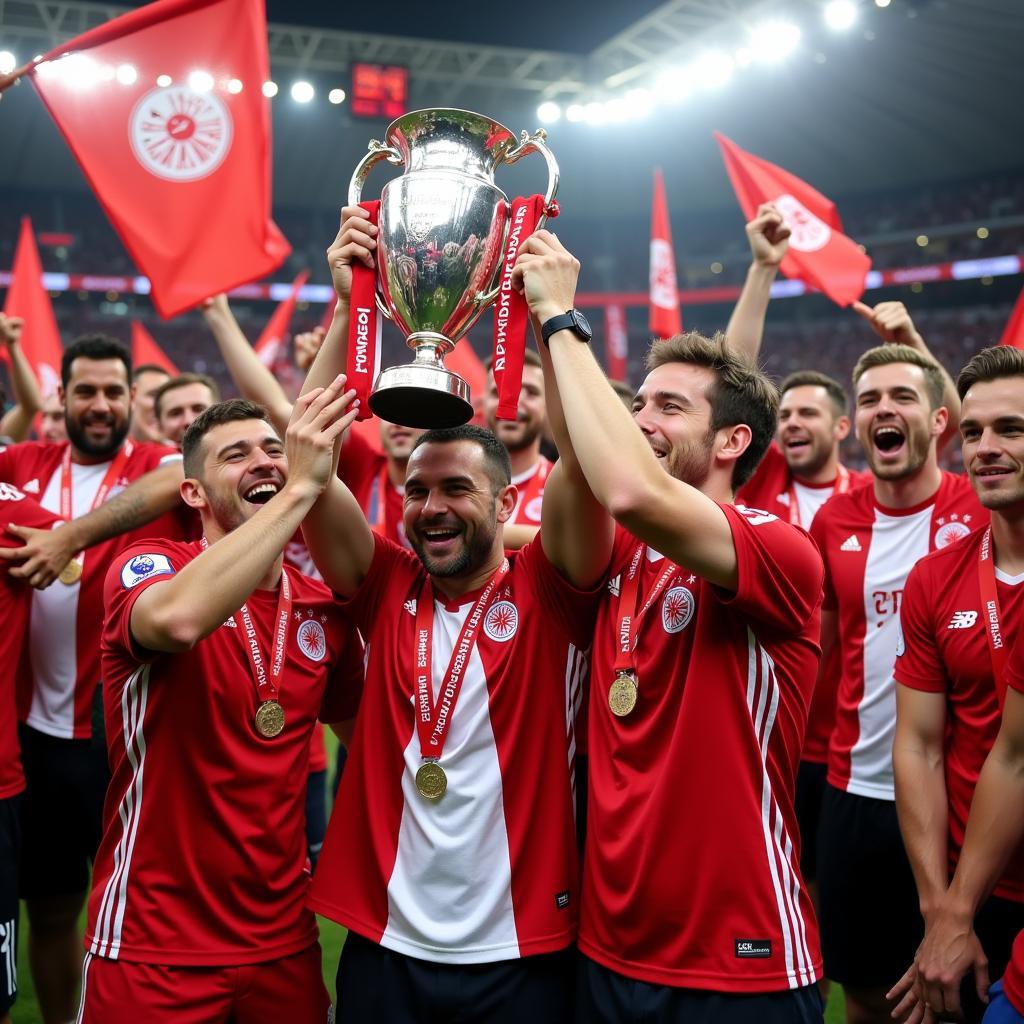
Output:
[{"xmin": 407, "ymin": 331, "xmax": 456, "ymax": 360}]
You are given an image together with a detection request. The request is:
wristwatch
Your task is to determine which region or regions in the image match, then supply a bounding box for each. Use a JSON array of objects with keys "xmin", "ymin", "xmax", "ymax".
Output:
[{"xmin": 540, "ymin": 308, "xmax": 593, "ymax": 347}]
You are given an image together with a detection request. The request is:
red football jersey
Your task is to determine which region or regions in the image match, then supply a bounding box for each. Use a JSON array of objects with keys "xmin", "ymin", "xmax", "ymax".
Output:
[
  {"xmin": 309, "ymin": 536, "xmax": 598, "ymax": 963},
  {"xmin": 0, "ymin": 440, "xmax": 189, "ymax": 739},
  {"xmin": 810, "ymin": 472, "xmax": 987, "ymax": 800},
  {"xmin": 579, "ymin": 508, "xmax": 824, "ymax": 993},
  {"xmin": 895, "ymin": 529, "xmax": 1024, "ymax": 900},
  {"xmin": 0, "ymin": 483, "xmax": 61, "ymax": 799},
  {"xmin": 738, "ymin": 444, "xmax": 869, "ymax": 764},
  {"xmin": 88, "ymin": 539, "xmax": 363, "ymax": 965},
  {"xmin": 509, "ymin": 457, "xmax": 553, "ymax": 527}
]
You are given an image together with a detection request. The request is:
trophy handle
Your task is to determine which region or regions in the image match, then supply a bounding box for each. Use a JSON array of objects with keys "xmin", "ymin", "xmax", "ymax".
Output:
[
  {"xmin": 348, "ymin": 140, "xmax": 404, "ymax": 322},
  {"xmin": 475, "ymin": 129, "xmax": 561, "ymax": 310}
]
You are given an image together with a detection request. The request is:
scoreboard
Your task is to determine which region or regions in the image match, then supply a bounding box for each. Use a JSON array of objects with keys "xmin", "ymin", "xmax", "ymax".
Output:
[{"xmin": 351, "ymin": 63, "xmax": 409, "ymax": 119}]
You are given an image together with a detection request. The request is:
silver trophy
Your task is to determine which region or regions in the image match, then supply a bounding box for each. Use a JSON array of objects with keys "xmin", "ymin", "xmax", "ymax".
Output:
[{"xmin": 349, "ymin": 108, "xmax": 559, "ymax": 428}]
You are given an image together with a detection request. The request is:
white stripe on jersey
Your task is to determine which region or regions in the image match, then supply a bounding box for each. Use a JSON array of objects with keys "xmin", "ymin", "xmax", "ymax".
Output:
[
  {"xmin": 90, "ymin": 666, "xmax": 150, "ymax": 959},
  {"xmin": 851, "ymin": 505, "xmax": 933, "ymax": 799},
  {"xmin": 75, "ymin": 951, "xmax": 93, "ymax": 1024},
  {"xmin": 746, "ymin": 630, "xmax": 814, "ymax": 989}
]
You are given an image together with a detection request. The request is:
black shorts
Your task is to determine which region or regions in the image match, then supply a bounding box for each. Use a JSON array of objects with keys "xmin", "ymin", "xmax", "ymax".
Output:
[
  {"xmin": 575, "ymin": 954, "xmax": 824, "ymax": 1024},
  {"xmin": 794, "ymin": 760, "xmax": 827, "ymax": 884},
  {"xmin": 816, "ymin": 783, "xmax": 922, "ymax": 989},
  {"xmin": 17, "ymin": 722, "xmax": 109, "ymax": 901},
  {"xmin": 305, "ymin": 769, "xmax": 327, "ymax": 873},
  {"xmin": 335, "ymin": 930, "xmax": 574, "ymax": 1024},
  {"xmin": 0, "ymin": 795, "xmax": 21, "ymax": 1015}
]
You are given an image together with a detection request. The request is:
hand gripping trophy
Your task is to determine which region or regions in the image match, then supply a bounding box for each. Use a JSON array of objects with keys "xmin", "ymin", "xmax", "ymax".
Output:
[{"xmin": 348, "ymin": 108, "xmax": 559, "ymax": 428}]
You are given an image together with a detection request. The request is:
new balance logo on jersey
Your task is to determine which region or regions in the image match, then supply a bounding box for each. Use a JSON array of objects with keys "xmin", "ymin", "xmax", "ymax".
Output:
[
  {"xmin": 840, "ymin": 534, "xmax": 862, "ymax": 552},
  {"xmin": 403, "ymin": 598, "xmax": 417, "ymax": 616},
  {"xmin": 0, "ymin": 483, "xmax": 25, "ymax": 502},
  {"xmin": 947, "ymin": 610, "xmax": 979, "ymax": 630},
  {"xmin": 22, "ymin": 478, "xmax": 39, "ymax": 494}
]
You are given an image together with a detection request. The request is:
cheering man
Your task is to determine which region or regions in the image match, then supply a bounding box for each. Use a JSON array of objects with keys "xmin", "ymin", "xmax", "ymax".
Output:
[
  {"xmin": 298, "ymin": 206, "xmax": 612, "ymax": 1022},
  {"xmin": 78, "ymin": 393, "xmax": 364, "ymax": 1021},
  {"xmin": 518, "ymin": 229, "xmax": 825, "ymax": 1022}
]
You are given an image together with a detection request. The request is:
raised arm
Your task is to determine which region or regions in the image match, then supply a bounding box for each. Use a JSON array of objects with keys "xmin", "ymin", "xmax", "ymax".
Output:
[
  {"xmin": 724, "ymin": 203, "xmax": 791, "ymax": 367},
  {"xmin": 0, "ymin": 314, "xmax": 43, "ymax": 442},
  {"xmin": 201, "ymin": 294, "xmax": 294, "ymax": 435},
  {"xmin": 0, "ymin": 458, "xmax": 185, "ymax": 588},
  {"xmin": 131, "ymin": 381, "xmax": 358, "ymax": 652},
  {"xmin": 852, "ymin": 300, "xmax": 960, "ymax": 450}
]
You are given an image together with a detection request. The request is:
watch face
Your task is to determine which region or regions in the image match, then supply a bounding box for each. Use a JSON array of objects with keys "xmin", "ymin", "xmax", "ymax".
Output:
[{"xmin": 571, "ymin": 309, "xmax": 593, "ymax": 340}]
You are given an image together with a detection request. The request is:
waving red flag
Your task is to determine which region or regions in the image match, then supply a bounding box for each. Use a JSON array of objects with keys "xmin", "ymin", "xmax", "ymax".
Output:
[
  {"xmin": 605, "ymin": 304, "xmax": 629, "ymax": 381},
  {"xmin": 131, "ymin": 321, "xmax": 178, "ymax": 374},
  {"xmin": 714, "ymin": 132, "xmax": 870, "ymax": 308},
  {"xmin": 25, "ymin": 0, "xmax": 290, "ymax": 319},
  {"xmin": 255, "ymin": 270, "xmax": 309, "ymax": 368},
  {"xmin": 999, "ymin": 286, "xmax": 1024, "ymax": 349},
  {"xmin": 2, "ymin": 217, "xmax": 63, "ymax": 396},
  {"xmin": 650, "ymin": 169, "xmax": 683, "ymax": 339}
]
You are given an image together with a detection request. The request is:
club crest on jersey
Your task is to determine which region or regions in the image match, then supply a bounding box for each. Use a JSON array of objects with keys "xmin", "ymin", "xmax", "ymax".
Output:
[
  {"xmin": 662, "ymin": 586, "xmax": 695, "ymax": 634},
  {"xmin": 934, "ymin": 521, "xmax": 971, "ymax": 549},
  {"xmin": 297, "ymin": 618, "xmax": 328, "ymax": 662},
  {"xmin": 483, "ymin": 600, "xmax": 519, "ymax": 642},
  {"xmin": 120, "ymin": 553, "xmax": 174, "ymax": 589},
  {"xmin": 129, "ymin": 86, "xmax": 233, "ymax": 183}
]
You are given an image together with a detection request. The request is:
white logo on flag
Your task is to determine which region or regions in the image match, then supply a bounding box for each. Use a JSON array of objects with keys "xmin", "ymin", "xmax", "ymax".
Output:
[
  {"xmin": 935, "ymin": 521, "xmax": 971, "ymax": 549},
  {"xmin": 297, "ymin": 619, "xmax": 328, "ymax": 662},
  {"xmin": 483, "ymin": 600, "xmax": 519, "ymax": 642},
  {"xmin": 774, "ymin": 194, "xmax": 832, "ymax": 253},
  {"xmin": 649, "ymin": 239, "xmax": 678, "ymax": 309},
  {"xmin": 129, "ymin": 86, "xmax": 233, "ymax": 183}
]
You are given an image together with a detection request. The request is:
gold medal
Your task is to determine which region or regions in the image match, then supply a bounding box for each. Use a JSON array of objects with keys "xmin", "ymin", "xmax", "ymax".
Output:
[
  {"xmin": 608, "ymin": 672, "xmax": 638, "ymax": 717},
  {"xmin": 58, "ymin": 558, "xmax": 83, "ymax": 585},
  {"xmin": 254, "ymin": 700, "xmax": 285, "ymax": 738},
  {"xmin": 415, "ymin": 761, "xmax": 447, "ymax": 801}
]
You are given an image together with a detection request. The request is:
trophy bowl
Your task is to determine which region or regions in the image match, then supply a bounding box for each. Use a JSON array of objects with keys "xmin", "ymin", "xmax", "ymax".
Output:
[{"xmin": 349, "ymin": 108, "xmax": 559, "ymax": 428}]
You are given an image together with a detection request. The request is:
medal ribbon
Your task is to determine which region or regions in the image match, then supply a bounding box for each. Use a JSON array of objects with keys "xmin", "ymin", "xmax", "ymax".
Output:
[
  {"xmin": 786, "ymin": 463, "xmax": 851, "ymax": 527},
  {"xmin": 201, "ymin": 537, "xmax": 293, "ymax": 705},
  {"xmin": 59, "ymin": 440, "xmax": 134, "ymax": 520},
  {"xmin": 978, "ymin": 526, "xmax": 1009, "ymax": 707},
  {"xmin": 492, "ymin": 195, "xmax": 557, "ymax": 421},
  {"xmin": 614, "ymin": 545, "xmax": 680, "ymax": 675},
  {"xmin": 346, "ymin": 199, "xmax": 382, "ymax": 422},
  {"xmin": 414, "ymin": 560, "xmax": 510, "ymax": 763}
]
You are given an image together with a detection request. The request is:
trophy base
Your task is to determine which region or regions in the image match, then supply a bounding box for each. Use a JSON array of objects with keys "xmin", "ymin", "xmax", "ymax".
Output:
[{"xmin": 369, "ymin": 364, "xmax": 474, "ymax": 429}]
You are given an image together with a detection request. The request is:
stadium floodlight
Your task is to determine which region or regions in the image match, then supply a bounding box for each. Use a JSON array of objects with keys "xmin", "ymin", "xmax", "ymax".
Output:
[
  {"xmin": 656, "ymin": 66, "xmax": 692, "ymax": 101},
  {"xmin": 824, "ymin": 0, "xmax": 858, "ymax": 30},
  {"xmin": 537, "ymin": 101, "xmax": 561, "ymax": 124},
  {"xmin": 188, "ymin": 69, "xmax": 215, "ymax": 93},
  {"xmin": 157, "ymin": 74, "xmax": 172, "ymax": 87},
  {"xmin": 625, "ymin": 88, "xmax": 655, "ymax": 118},
  {"xmin": 750, "ymin": 21, "xmax": 802, "ymax": 62},
  {"xmin": 60, "ymin": 54, "xmax": 102, "ymax": 89},
  {"xmin": 328, "ymin": 87, "xmax": 347, "ymax": 104},
  {"xmin": 227, "ymin": 78, "xmax": 244, "ymax": 94},
  {"xmin": 565, "ymin": 102, "xmax": 586, "ymax": 123},
  {"xmin": 291, "ymin": 80, "xmax": 315, "ymax": 103},
  {"xmin": 916, "ymin": 234, "xmax": 929, "ymax": 247},
  {"xmin": 693, "ymin": 51, "xmax": 734, "ymax": 89},
  {"xmin": 115, "ymin": 63, "xmax": 137, "ymax": 85},
  {"xmin": 262, "ymin": 80, "xmax": 279, "ymax": 98},
  {"xmin": 0, "ymin": 51, "xmax": 17, "ymax": 75},
  {"xmin": 875, "ymin": 0, "xmax": 891, "ymax": 6},
  {"xmin": 583, "ymin": 101, "xmax": 606, "ymax": 125},
  {"xmin": 734, "ymin": 47, "xmax": 754, "ymax": 68},
  {"xmin": 602, "ymin": 97, "xmax": 630, "ymax": 122}
]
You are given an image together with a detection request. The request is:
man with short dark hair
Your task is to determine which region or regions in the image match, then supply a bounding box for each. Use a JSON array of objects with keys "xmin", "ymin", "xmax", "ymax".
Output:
[
  {"xmin": 153, "ymin": 372, "xmax": 220, "ymax": 447},
  {"xmin": 297, "ymin": 207, "xmax": 612, "ymax": 1022},
  {"xmin": 810, "ymin": 338, "xmax": 985, "ymax": 1023},
  {"xmin": 129, "ymin": 362, "xmax": 172, "ymax": 444},
  {"xmin": 78, "ymin": 393, "xmax": 364, "ymax": 1022},
  {"xmin": 0, "ymin": 334, "xmax": 189, "ymax": 1023},
  {"xmin": 520, "ymin": 229, "xmax": 826, "ymax": 1021},
  {"xmin": 886, "ymin": 345, "xmax": 1024, "ymax": 1023}
]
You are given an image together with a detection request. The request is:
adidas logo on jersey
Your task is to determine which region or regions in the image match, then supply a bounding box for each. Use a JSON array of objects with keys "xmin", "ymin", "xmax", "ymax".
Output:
[
  {"xmin": 23, "ymin": 478, "xmax": 39, "ymax": 494},
  {"xmin": 947, "ymin": 610, "xmax": 978, "ymax": 630},
  {"xmin": 222, "ymin": 615, "xmax": 237, "ymax": 628},
  {"xmin": 840, "ymin": 534, "xmax": 862, "ymax": 552},
  {"xmin": 607, "ymin": 575, "xmax": 621, "ymax": 598},
  {"xmin": 403, "ymin": 598, "xmax": 417, "ymax": 617}
]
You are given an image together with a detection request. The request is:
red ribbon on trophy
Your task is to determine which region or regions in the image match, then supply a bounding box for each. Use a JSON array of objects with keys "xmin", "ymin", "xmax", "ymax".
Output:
[
  {"xmin": 492, "ymin": 195, "xmax": 558, "ymax": 421},
  {"xmin": 347, "ymin": 199, "xmax": 382, "ymax": 421}
]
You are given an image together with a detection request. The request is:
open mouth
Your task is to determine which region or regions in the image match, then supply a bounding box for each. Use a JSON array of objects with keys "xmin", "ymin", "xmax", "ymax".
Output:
[
  {"xmin": 873, "ymin": 425, "xmax": 906, "ymax": 456},
  {"xmin": 419, "ymin": 525, "xmax": 462, "ymax": 550},
  {"xmin": 785, "ymin": 436, "xmax": 811, "ymax": 452},
  {"xmin": 243, "ymin": 481, "xmax": 280, "ymax": 505},
  {"xmin": 975, "ymin": 465, "xmax": 1013, "ymax": 481}
]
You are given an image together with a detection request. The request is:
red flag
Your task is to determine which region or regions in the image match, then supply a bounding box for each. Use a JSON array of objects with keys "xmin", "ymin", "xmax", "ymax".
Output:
[
  {"xmin": 605, "ymin": 304, "xmax": 629, "ymax": 381},
  {"xmin": 650, "ymin": 169, "xmax": 683, "ymax": 340},
  {"xmin": 2, "ymin": 217, "xmax": 63, "ymax": 396},
  {"xmin": 27, "ymin": 0, "xmax": 290, "ymax": 319},
  {"xmin": 255, "ymin": 270, "xmax": 309, "ymax": 367},
  {"xmin": 714, "ymin": 132, "xmax": 871, "ymax": 308},
  {"xmin": 999, "ymin": 287, "xmax": 1024, "ymax": 349},
  {"xmin": 131, "ymin": 321, "xmax": 178, "ymax": 374}
]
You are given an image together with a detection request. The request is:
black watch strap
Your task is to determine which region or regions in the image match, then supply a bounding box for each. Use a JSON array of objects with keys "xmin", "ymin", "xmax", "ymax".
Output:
[{"xmin": 541, "ymin": 309, "xmax": 592, "ymax": 346}]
